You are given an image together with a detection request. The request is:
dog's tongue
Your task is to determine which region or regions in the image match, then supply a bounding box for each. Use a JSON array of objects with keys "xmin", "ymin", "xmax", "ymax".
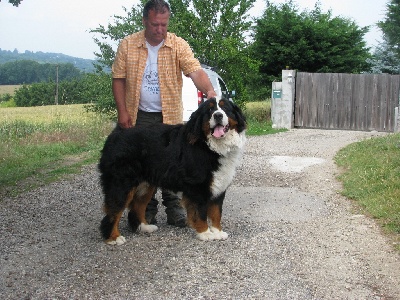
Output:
[{"xmin": 212, "ymin": 125, "xmax": 225, "ymax": 138}]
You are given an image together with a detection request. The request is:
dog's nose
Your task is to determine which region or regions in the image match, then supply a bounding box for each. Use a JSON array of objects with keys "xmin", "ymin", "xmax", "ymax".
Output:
[{"xmin": 213, "ymin": 112, "xmax": 223, "ymax": 123}]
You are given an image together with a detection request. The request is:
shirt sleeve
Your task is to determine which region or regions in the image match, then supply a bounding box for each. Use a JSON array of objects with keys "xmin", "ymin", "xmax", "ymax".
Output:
[
  {"xmin": 112, "ymin": 38, "xmax": 128, "ymax": 79},
  {"xmin": 177, "ymin": 37, "xmax": 202, "ymax": 76}
]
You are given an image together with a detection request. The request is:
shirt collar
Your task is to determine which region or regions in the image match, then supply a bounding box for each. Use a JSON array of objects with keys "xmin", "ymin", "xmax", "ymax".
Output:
[{"xmin": 137, "ymin": 30, "xmax": 172, "ymax": 48}]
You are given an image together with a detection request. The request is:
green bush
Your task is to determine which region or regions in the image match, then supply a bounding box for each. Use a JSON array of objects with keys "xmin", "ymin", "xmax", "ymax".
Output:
[
  {"xmin": 0, "ymin": 93, "xmax": 16, "ymax": 107},
  {"xmin": 82, "ymin": 72, "xmax": 115, "ymax": 119},
  {"xmin": 12, "ymin": 75, "xmax": 107, "ymax": 107}
]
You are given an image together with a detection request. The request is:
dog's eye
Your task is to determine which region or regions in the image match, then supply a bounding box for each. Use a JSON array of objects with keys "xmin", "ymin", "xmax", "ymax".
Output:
[{"xmin": 219, "ymin": 106, "xmax": 228, "ymax": 114}]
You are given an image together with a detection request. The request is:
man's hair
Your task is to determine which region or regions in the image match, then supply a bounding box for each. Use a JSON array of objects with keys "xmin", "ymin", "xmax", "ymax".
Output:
[{"xmin": 143, "ymin": 0, "xmax": 170, "ymax": 19}]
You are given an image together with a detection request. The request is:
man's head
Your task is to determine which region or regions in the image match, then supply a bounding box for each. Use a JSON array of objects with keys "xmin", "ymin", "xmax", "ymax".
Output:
[{"xmin": 143, "ymin": 0, "xmax": 171, "ymax": 46}]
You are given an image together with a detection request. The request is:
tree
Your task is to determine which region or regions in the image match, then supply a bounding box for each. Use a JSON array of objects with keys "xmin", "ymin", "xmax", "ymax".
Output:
[
  {"xmin": 13, "ymin": 78, "xmax": 93, "ymax": 107},
  {"xmin": 7, "ymin": 0, "xmax": 22, "ymax": 6},
  {"xmin": 0, "ymin": 60, "xmax": 82, "ymax": 84},
  {"xmin": 168, "ymin": 0, "xmax": 257, "ymax": 103},
  {"xmin": 83, "ymin": 72, "xmax": 115, "ymax": 118},
  {"xmin": 90, "ymin": 0, "xmax": 257, "ymax": 103},
  {"xmin": 368, "ymin": 36, "xmax": 400, "ymax": 74},
  {"xmin": 90, "ymin": 4, "xmax": 144, "ymax": 70},
  {"xmin": 377, "ymin": 0, "xmax": 400, "ymax": 57},
  {"xmin": 250, "ymin": 1, "xmax": 371, "ymax": 98},
  {"xmin": 0, "ymin": 49, "xmax": 95, "ymax": 72}
]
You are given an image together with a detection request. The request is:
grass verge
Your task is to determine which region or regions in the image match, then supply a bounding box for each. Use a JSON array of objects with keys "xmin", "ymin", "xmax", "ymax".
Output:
[
  {"xmin": 0, "ymin": 104, "xmax": 114, "ymax": 197},
  {"xmin": 335, "ymin": 133, "xmax": 400, "ymax": 249},
  {"xmin": 244, "ymin": 100, "xmax": 287, "ymax": 135}
]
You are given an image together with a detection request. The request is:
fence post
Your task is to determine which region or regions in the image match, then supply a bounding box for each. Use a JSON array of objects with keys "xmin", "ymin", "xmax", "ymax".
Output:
[{"xmin": 271, "ymin": 70, "xmax": 296, "ymax": 129}]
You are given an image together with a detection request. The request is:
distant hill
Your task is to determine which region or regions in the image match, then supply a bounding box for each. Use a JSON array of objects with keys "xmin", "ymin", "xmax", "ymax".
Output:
[{"xmin": 0, "ymin": 49, "xmax": 96, "ymax": 73}]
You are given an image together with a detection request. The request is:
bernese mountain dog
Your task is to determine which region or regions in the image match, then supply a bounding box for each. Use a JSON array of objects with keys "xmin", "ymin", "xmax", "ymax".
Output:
[{"xmin": 99, "ymin": 97, "xmax": 246, "ymax": 245}]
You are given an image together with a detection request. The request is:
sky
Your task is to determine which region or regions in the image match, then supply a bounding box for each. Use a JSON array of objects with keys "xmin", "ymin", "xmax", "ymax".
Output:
[{"xmin": 0, "ymin": 0, "xmax": 389, "ymax": 60}]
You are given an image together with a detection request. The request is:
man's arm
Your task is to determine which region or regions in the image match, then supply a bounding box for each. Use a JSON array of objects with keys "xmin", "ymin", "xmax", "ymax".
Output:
[
  {"xmin": 112, "ymin": 78, "xmax": 132, "ymax": 128},
  {"xmin": 187, "ymin": 69, "xmax": 217, "ymax": 99}
]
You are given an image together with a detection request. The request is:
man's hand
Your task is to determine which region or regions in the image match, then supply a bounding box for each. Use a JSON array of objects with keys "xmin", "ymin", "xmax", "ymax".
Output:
[
  {"xmin": 206, "ymin": 90, "xmax": 217, "ymax": 99},
  {"xmin": 117, "ymin": 110, "xmax": 133, "ymax": 128},
  {"xmin": 112, "ymin": 78, "xmax": 132, "ymax": 128}
]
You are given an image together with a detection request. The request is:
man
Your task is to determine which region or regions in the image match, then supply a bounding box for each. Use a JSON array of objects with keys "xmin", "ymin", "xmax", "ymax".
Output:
[{"xmin": 112, "ymin": 0, "xmax": 217, "ymax": 227}]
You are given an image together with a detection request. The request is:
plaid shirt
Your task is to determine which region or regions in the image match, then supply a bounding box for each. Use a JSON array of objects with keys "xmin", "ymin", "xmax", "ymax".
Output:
[{"xmin": 112, "ymin": 30, "xmax": 202, "ymax": 125}]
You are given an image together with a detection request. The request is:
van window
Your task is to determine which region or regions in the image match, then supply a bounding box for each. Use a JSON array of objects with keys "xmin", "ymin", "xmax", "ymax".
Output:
[
  {"xmin": 209, "ymin": 76, "xmax": 221, "ymax": 96},
  {"xmin": 219, "ymin": 78, "xmax": 228, "ymax": 98}
]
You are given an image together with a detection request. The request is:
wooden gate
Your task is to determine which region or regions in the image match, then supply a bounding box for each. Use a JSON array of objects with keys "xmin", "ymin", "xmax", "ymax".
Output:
[{"xmin": 294, "ymin": 72, "xmax": 400, "ymax": 132}]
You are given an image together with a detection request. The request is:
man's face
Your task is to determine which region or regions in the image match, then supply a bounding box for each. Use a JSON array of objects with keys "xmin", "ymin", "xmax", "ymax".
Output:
[{"xmin": 143, "ymin": 9, "xmax": 170, "ymax": 46}]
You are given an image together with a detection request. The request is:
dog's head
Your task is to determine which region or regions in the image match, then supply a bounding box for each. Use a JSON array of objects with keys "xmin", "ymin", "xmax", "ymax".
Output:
[{"xmin": 186, "ymin": 97, "xmax": 246, "ymax": 145}]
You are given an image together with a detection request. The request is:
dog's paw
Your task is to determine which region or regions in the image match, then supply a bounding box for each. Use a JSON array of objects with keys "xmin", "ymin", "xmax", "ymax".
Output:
[
  {"xmin": 210, "ymin": 226, "xmax": 228, "ymax": 240},
  {"xmin": 138, "ymin": 223, "xmax": 158, "ymax": 233},
  {"xmin": 197, "ymin": 228, "xmax": 215, "ymax": 241},
  {"xmin": 106, "ymin": 235, "xmax": 126, "ymax": 245}
]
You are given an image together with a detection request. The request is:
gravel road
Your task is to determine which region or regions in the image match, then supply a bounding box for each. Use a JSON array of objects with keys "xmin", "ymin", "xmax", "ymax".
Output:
[{"xmin": 1, "ymin": 129, "xmax": 400, "ymax": 299}]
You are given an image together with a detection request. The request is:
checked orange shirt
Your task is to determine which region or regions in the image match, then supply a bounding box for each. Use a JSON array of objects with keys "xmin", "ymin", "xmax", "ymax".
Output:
[{"xmin": 112, "ymin": 30, "xmax": 202, "ymax": 125}]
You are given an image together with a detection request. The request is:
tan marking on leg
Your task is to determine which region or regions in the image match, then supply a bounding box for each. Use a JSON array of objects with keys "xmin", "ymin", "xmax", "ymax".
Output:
[
  {"xmin": 106, "ymin": 211, "xmax": 124, "ymax": 243},
  {"xmin": 183, "ymin": 197, "xmax": 209, "ymax": 233},
  {"xmin": 130, "ymin": 183, "xmax": 156, "ymax": 224},
  {"xmin": 207, "ymin": 202, "xmax": 222, "ymax": 231},
  {"xmin": 103, "ymin": 187, "xmax": 137, "ymax": 244},
  {"xmin": 125, "ymin": 187, "xmax": 137, "ymax": 209},
  {"xmin": 103, "ymin": 187, "xmax": 137, "ymax": 216}
]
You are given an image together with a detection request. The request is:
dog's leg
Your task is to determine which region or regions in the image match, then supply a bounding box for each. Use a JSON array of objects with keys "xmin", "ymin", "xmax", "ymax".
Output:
[
  {"xmin": 182, "ymin": 196, "xmax": 214, "ymax": 241},
  {"xmin": 207, "ymin": 201, "xmax": 228, "ymax": 240},
  {"xmin": 100, "ymin": 188, "xmax": 136, "ymax": 245},
  {"xmin": 101, "ymin": 212, "xmax": 126, "ymax": 245},
  {"xmin": 128, "ymin": 182, "xmax": 158, "ymax": 234}
]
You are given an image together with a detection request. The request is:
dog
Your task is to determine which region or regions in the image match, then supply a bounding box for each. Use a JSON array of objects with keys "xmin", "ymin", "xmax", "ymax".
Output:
[{"xmin": 99, "ymin": 97, "xmax": 246, "ymax": 245}]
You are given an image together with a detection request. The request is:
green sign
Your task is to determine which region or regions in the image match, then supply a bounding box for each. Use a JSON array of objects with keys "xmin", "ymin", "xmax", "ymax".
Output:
[{"xmin": 272, "ymin": 90, "xmax": 282, "ymax": 99}]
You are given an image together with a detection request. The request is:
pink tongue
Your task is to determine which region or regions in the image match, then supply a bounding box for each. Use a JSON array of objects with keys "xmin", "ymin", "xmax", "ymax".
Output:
[{"xmin": 212, "ymin": 125, "xmax": 225, "ymax": 138}]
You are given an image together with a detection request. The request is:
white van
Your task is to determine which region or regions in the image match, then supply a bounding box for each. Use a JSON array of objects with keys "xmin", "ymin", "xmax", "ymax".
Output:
[{"xmin": 182, "ymin": 66, "xmax": 235, "ymax": 122}]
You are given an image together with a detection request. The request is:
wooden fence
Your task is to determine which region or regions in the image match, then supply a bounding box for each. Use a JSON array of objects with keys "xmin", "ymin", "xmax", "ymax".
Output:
[{"xmin": 294, "ymin": 72, "xmax": 400, "ymax": 132}]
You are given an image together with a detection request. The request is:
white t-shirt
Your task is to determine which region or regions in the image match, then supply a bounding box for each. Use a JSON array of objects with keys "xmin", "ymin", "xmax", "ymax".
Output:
[{"xmin": 139, "ymin": 40, "xmax": 164, "ymax": 112}]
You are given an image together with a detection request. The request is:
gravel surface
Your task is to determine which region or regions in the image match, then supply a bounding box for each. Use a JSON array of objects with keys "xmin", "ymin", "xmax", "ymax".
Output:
[{"xmin": 1, "ymin": 129, "xmax": 400, "ymax": 299}]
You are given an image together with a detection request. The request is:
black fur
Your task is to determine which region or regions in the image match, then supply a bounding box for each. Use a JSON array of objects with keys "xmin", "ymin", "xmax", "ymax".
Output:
[{"xmin": 99, "ymin": 98, "xmax": 246, "ymax": 242}]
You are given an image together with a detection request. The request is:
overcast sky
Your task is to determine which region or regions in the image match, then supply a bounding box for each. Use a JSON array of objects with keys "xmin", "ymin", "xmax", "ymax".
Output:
[{"xmin": 0, "ymin": 0, "xmax": 388, "ymax": 60}]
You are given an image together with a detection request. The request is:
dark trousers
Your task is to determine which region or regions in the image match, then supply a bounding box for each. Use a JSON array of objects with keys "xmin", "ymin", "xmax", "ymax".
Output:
[{"xmin": 135, "ymin": 110, "xmax": 163, "ymax": 126}]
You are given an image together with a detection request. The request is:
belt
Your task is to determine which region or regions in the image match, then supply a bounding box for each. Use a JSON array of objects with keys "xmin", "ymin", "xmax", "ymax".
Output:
[{"xmin": 138, "ymin": 110, "xmax": 162, "ymax": 115}]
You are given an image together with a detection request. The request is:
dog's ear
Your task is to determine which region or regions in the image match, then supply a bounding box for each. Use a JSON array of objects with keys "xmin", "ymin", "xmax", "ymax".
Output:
[
  {"xmin": 232, "ymin": 102, "xmax": 247, "ymax": 132},
  {"xmin": 185, "ymin": 101, "xmax": 208, "ymax": 144}
]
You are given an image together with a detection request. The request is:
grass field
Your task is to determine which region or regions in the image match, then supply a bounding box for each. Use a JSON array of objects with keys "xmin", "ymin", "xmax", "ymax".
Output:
[
  {"xmin": 0, "ymin": 104, "xmax": 114, "ymax": 197},
  {"xmin": 244, "ymin": 100, "xmax": 287, "ymax": 135},
  {"xmin": 0, "ymin": 85, "xmax": 20, "ymax": 96},
  {"xmin": 244, "ymin": 100, "xmax": 271, "ymax": 122}
]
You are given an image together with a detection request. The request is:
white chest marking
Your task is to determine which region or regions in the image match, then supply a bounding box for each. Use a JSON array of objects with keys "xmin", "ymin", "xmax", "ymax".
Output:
[
  {"xmin": 211, "ymin": 155, "xmax": 238, "ymax": 198},
  {"xmin": 209, "ymin": 131, "xmax": 245, "ymax": 198}
]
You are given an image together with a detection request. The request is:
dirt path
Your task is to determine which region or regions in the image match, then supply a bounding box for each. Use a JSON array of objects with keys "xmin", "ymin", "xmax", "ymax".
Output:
[{"xmin": 1, "ymin": 129, "xmax": 399, "ymax": 299}]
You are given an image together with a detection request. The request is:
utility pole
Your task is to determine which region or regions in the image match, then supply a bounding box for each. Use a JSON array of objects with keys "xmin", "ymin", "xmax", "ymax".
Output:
[{"xmin": 55, "ymin": 64, "xmax": 59, "ymax": 105}]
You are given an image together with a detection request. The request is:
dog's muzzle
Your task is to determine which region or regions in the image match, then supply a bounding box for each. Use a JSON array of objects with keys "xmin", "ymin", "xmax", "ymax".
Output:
[{"xmin": 211, "ymin": 112, "xmax": 229, "ymax": 138}]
